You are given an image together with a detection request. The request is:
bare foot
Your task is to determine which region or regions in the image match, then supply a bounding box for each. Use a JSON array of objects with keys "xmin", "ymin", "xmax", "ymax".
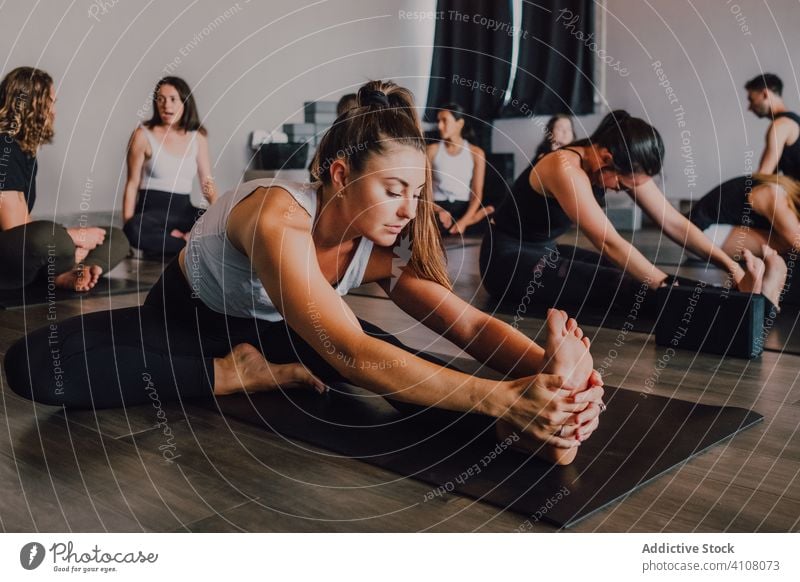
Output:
[
  {"xmin": 53, "ymin": 264, "xmax": 103, "ymax": 292},
  {"xmin": 75, "ymin": 247, "xmax": 89, "ymax": 264},
  {"xmin": 496, "ymin": 309, "xmax": 594, "ymax": 465},
  {"xmin": 170, "ymin": 229, "xmax": 188, "ymax": 241},
  {"xmin": 737, "ymin": 249, "xmax": 765, "ymax": 295},
  {"xmin": 213, "ymin": 343, "xmax": 327, "ymax": 396},
  {"xmin": 541, "ymin": 308, "xmax": 593, "ymax": 392},
  {"xmin": 760, "ymin": 244, "xmax": 787, "ymax": 308}
]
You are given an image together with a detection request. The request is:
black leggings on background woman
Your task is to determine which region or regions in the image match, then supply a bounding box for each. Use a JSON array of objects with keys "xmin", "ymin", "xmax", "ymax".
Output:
[
  {"xmin": 123, "ymin": 189, "xmax": 204, "ymax": 258},
  {"xmin": 0, "ymin": 221, "xmax": 129, "ymax": 291}
]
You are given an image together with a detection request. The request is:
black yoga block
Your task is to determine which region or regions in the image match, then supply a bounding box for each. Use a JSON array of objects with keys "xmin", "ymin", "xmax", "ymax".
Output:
[
  {"xmin": 256, "ymin": 142, "xmax": 309, "ymax": 170},
  {"xmin": 655, "ymin": 284, "xmax": 765, "ymax": 359}
]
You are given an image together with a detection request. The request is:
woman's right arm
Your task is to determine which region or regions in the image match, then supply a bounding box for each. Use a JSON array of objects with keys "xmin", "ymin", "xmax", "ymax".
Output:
[
  {"xmin": 122, "ymin": 128, "xmax": 147, "ymax": 222},
  {"xmin": 535, "ymin": 156, "xmax": 669, "ymax": 286},
  {"xmin": 227, "ymin": 187, "xmax": 585, "ymax": 447}
]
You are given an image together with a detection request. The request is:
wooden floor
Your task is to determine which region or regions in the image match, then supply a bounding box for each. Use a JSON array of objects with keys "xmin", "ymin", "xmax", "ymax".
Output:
[{"xmin": 1, "ymin": 230, "xmax": 798, "ymax": 532}]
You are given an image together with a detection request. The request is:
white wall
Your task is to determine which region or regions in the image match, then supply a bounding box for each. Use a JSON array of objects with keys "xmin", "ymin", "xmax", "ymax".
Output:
[
  {"xmin": 0, "ymin": 0, "xmax": 435, "ymax": 216},
  {"xmin": 493, "ymin": 0, "xmax": 800, "ymax": 203},
  {"xmin": 3, "ymin": 0, "xmax": 799, "ymax": 216}
]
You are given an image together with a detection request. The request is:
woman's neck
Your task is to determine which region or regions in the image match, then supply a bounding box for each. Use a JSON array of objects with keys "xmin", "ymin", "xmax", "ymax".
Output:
[
  {"xmin": 313, "ymin": 184, "xmax": 360, "ymax": 248},
  {"xmin": 445, "ymin": 134, "xmax": 465, "ymax": 148},
  {"xmin": 155, "ymin": 123, "xmax": 185, "ymax": 136},
  {"xmin": 567, "ymin": 144, "xmax": 603, "ymax": 175}
]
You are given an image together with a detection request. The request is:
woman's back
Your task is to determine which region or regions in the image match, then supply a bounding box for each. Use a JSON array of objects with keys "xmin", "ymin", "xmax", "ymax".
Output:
[
  {"xmin": 492, "ymin": 149, "xmax": 606, "ymax": 242},
  {"xmin": 186, "ymin": 179, "xmax": 374, "ymax": 321}
]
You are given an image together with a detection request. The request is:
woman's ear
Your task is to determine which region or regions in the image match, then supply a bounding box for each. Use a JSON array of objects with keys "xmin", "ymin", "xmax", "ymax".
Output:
[{"xmin": 329, "ymin": 158, "xmax": 349, "ymax": 193}]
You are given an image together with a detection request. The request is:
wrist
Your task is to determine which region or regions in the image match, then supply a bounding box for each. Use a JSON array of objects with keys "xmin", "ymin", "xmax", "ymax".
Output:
[{"xmin": 476, "ymin": 378, "xmax": 510, "ymax": 419}]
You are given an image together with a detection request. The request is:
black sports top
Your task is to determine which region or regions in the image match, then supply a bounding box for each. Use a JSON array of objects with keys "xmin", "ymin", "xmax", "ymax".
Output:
[
  {"xmin": 687, "ymin": 175, "xmax": 773, "ymax": 232},
  {"xmin": 775, "ymin": 112, "xmax": 800, "ymax": 181},
  {"xmin": 0, "ymin": 133, "xmax": 37, "ymax": 213},
  {"xmin": 493, "ymin": 147, "xmax": 606, "ymax": 242}
]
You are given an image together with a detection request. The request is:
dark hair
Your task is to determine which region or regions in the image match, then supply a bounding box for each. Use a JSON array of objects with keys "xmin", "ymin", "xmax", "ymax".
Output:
[
  {"xmin": 745, "ymin": 73, "xmax": 783, "ymax": 96},
  {"xmin": 336, "ymin": 93, "xmax": 358, "ymax": 117},
  {"xmin": 435, "ymin": 102, "xmax": 475, "ymax": 142},
  {"xmin": 533, "ymin": 114, "xmax": 574, "ymax": 161},
  {"xmin": 572, "ymin": 109, "xmax": 664, "ymax": 176},
  {"xmin": 144, "ymin": 76, "xmax": 206, "ymax": 135},
  {"xmin": 310, "ymin": 80, "xmax": 450, "ymax": 289}
]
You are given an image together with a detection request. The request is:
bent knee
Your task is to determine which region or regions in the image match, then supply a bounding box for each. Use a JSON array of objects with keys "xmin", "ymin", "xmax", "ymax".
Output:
[{"xmin": 4, "ymin": 335, "xmax": 69, "ymax": 406}]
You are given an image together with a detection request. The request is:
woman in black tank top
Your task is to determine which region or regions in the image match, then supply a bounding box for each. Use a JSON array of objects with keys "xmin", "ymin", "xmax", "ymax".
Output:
[
  {"xmin": 687, "ymin": 173, "xmax": 800, "ymax": 258},
  {"xmin": 480, "ymin": 110, "xmax": 786, "ymax": 317}
]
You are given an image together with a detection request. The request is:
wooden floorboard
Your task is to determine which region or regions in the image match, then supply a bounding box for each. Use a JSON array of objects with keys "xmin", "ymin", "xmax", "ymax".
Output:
[{"xmin": 1, "ymin": 234, "xmax": 798, "ymax": 532}]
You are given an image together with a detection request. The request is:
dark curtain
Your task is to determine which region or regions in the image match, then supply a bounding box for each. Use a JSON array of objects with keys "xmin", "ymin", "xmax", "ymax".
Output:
[
  {"xmin": 501, "ymin": 0, "xmax": 595, "ymax": 117},
  {"xmin": 425, "ymin": 0, "xmax": 514, "ymax": 123}
]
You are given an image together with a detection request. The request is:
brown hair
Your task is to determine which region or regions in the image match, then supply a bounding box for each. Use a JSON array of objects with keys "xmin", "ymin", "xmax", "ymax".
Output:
[
  {"xmin": 753, "ymin": 173, "xmax": 800, "ymax": 216},
  {"xmin": 144, "ymin": 76, "xmax": 207, "ymax": 135},
  {"xmin": 0, "ymin": 67, "xmax": 55, "ymax": 155},
  {"xmin": 311, "ymin": 80, "xmax": 450, "ymax": 290}
]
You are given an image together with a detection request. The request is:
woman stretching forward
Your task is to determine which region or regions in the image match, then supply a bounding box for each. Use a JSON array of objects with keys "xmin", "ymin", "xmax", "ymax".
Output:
[{"xmin": 7, "ymin": 81, "xmax": 604, "ymax": 465}]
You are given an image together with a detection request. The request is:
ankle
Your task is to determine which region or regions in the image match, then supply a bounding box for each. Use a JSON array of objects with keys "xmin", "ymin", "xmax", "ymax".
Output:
[{"xmin": 213, "ymin": 355, "xmax": 236, "ymax": 395}]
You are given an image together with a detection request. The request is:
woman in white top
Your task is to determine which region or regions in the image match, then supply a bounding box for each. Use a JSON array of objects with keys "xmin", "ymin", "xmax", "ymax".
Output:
[
  {"xmin": 122, "ymin": 77, "xmax": 217, "ymax": 258},
  {"xmin": 8, "ymin": 81, "xmax": 604, "ymax": 466},
  {"xmin": 428, "ymin": 103, "xmax": 494, "ymax": 235}
]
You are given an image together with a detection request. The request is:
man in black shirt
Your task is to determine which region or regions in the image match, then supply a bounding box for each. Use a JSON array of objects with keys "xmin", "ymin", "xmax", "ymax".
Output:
[{"xmin": 745, "ymin": 73, "xmax": 800, "ymax": 181}]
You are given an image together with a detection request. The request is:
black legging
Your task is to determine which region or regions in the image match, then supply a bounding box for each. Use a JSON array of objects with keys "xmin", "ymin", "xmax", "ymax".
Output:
[
  {"xmin": 480, "ymin": 225, "xmax": 664, "ymax": 315},
  {"xmin": 4, "ymin": 258, "xmax": 445, "ymax": 409},
  {"xmin": 123, "ymin": 189, "xmax": 203, "ymax": 258},
  {"xmin": 0, "ymin": 220, "xmax": 130, "ymax": 291},
  {"xmin": 478, "ymin": 224, "xmax": 781, "ymax": 321}
]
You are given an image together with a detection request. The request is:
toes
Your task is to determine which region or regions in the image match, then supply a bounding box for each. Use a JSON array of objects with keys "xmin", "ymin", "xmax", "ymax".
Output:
[
  {"xmin": 566, "ymin": 318, "xmax": 577, "ymax": 332},
  {"xmin": 743, "ymin": 248, "xmax": 755, "ymax": 268},
  {"xmin": 573, "ymin": 326, "xmax": 583, "ymax": 339},
  {"xmin": 582, "ymin": 336, "xmax": 591, "ymax": 349}
]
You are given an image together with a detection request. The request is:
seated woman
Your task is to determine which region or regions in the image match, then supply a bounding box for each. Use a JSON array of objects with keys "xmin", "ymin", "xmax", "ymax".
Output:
[
  {"xmin": 428, "ymin": 103, "xmax": 494, "ymax": 236},
  {"xmin": 481, "ymin": 110, "xmax": 787, "ymax": 319},
  {"xmin": 122, "ymin": 76, "xmax": 216, "ymax": 259},
  {"xmin": 0, "ymin": 67, "xmax": 129, "ymax": 292},
  {"xmin": 532, "ymin": 114, "xmax": 575, "ymax": 162},
  {"xmin": 6, "ymin": 81, "xmax": 604, "ymax": 466},
  {"xmin": 687, "ymin": 173, "xmax": 800, "ymax": 258}
]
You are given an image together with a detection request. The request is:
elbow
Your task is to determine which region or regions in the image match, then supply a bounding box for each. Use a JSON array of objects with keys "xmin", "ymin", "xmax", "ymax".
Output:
[{"xmin": 320, "ymin": 333, "xmax": 368, "ymax": 382}]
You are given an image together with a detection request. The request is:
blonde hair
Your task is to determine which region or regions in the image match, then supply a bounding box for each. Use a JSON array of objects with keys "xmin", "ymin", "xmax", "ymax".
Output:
[
  {"xmin": 753, "ymin": 173, "xmax": 800, "ymax": 216},
  {"xmin": 311, "ymin": 80, "xmax": 451, "ymax": 290},
  {"xmin": 0, "ymin": 67, "xmax": 54, "ymax": 155}
]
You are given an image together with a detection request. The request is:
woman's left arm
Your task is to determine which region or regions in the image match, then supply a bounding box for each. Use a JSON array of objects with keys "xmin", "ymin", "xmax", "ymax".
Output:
[
  {"xmin": 196, "ymin": 133, "xmax": 217, "ymax": 204},
  {"xmin": 628, "ymin": 178, "xmax": 744, "ymax": 285}
]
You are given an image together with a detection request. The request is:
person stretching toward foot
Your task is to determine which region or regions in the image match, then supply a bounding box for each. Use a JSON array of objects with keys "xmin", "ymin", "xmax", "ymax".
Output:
[
  {"xmin": 7, "ymin": 80, "xmax": 604, "ymax": 465},
  {"xmin": 481, "ymin": 109, "xmax": 787, "ymax": 322}
]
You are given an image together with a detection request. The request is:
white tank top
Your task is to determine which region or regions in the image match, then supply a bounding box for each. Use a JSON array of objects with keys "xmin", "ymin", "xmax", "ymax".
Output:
[
  {"xmin": 185, "ymin": 179, "xmax": 375, "ymax": 321},
  {"xmin": 431, "ymin": 140, "xmax": 474, "ymax": 203},
  {"xmin": 140, "ymin": 126, "xmax": 198, "ymax": 194}
]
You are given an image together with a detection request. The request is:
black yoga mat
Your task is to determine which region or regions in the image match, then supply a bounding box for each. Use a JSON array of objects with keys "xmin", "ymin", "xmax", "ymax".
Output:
[
  {"xmin": 205, "ymin": 360, "xmax": 762, "ymax": 528},
  {"xmin": 0, "ymin": 277, "xmax": 144, "ymax": 310}
]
